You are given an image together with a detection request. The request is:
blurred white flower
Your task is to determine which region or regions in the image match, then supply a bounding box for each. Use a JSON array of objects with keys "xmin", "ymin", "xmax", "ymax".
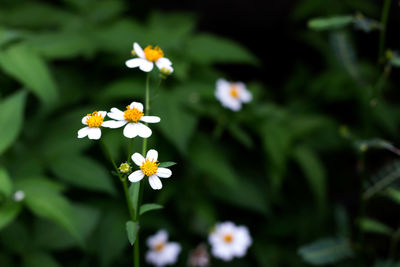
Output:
[
  {"xmin": 126, "ymin": 42, "xmax": 173, "ymax": 73},
  {"xmin": 13, "ymin": 190, "xmax": 25, "ymax": 202},
  {"xmin": 128, "ymin": 149, "xmax": 172, "ymax": 190},
  {"xmin": 104, "ymin": 102, "xmax": 160, "ymax": 138},
  {"xmin": 208, "ymin": 221, "xmax": 252, "ymax": 261},
  {"xmin": 187, "ymin": 243, "xmax": 210, "ymax": 267},
  {"xmin": 215, "ymin": 79, "xmax": 252, "ymax": 111},
  {"xmin": 146, "ymin": 230, "xmax": 181, "ymax": 267},
  {"xmin": 78, "ymin": 111, "xmax": 113, "ymax": 140}
]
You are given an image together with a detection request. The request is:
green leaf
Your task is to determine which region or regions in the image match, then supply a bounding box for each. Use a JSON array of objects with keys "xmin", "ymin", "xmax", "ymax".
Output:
[
  {"xmin": 384, "ymin": 188, "xmax": 400, "ymax": 205},
  {"xmin": 298, "ymin": 237, "xmax": 353, "ymax": 265},
  {"xmin": 23, "ymin": 252, "xmax": 61, "ymax": 267},
  {"xmin": 0, "ymin": 90, "xmax": 26, "ymax": 155},
  {"xmin": 0, "ymin": 43, "xmax": 57, "ymax": 105},
  {"xmin": 0, "ymin": 201, "xmax": 22, "ymax": 230},
  {"xmin": 0, "ymin": 168, "xmax": 13, "ymax": 198},
  {"xmin": 140, "ymin": 203, "xmax": 163, "ymax": 215},
  {"xmin": 359, "ymin": 217, "xmax": 393, "ymax": 235},
  {"xmin": 187, "ymin": 33, "xmax": 258, "ymax": 65},
  {"xmin": 126, "ymin": 221, "xmax": 139, "ymax": 245},
  {"xmin": 158, "ymin": 162, "xmax": 176, "ymax": 168},
  {"xmin": 308, "ymin": 16, "xmax": 355, "ymax": 31},
  {"xmin": 228, "ymin": 124, "xmax": 254, "ymax": 148},
  {"xmin": 50, "ymin": 155, "xmax": 116, "ymax": 195},
  {"xmin": 129, "ymin": 182, "xmax": 140, "ymax": 216},
  {"xmin": 293, "ymin": 145, "xmax": 327, "ymax": 210}
]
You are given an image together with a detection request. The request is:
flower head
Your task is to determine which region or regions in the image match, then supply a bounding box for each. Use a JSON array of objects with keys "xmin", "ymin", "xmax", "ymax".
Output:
[
  {"xmin": 215, "ymin": 79, "xmax": 252, "ymax": 111},
  {"xmin": 119, "ymin": 163, "xmax": 131, "ymax": 174},
  {"xmin": 78, "ymin": 111, "xmax": 112, "ymax": 140},
  {"xmin": 208, "ymin": 221, "xmax": 252, "ymax": 261},
  {"xmin": 146, "ymin": 230, "xmax": 181, "ymax": 267},
  {"xmin": 126, "ymin": 42, "xmax": 173, "ymax": 73},
  {"xmin": 103, "ymin": 102, "xmax": 160, "ymax": 138},
  {"xmin": 128, "ymin": 149, "xmax": 172, "ymax": 190}
]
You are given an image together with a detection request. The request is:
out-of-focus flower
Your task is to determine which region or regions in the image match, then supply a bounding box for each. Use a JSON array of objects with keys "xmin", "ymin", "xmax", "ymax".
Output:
[
  {"xmin": 215, "ymin": 79, "xmax": 252, "ymax": 111},
  {"xmin": 128, "ymin": 149, "xmax": 172, "ymax": 190},
  {"xmin": 78, "ymin": 111, "xmax": 113, "ymax": 140},
  {"xmin": 13, "ymin": 190, "xmax": 25, "ymax": 202},
  {"xmin": 104, "ymin": 102, "xmax": 160, "ymax": 138},
  {"xmin": 208, "ymin": 221, "xmax": 252, "ymax": 261},
  {"xmin": 187, "ymin": 243, "xmax": 210, "ymax": 267},
  {"xmin": 126, "ymin": 42, "xmax": 173, "ymax": 73},
  {"xmin": 146, "ymin": 230, "xmax": 181, "ymax": 267}
]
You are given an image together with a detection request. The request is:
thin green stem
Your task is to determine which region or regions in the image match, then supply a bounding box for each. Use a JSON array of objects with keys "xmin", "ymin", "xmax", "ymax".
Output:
[
  {"xmin": 127, "ymin": 138, "xmax": 134, "ymax": 163},
  {"xmin": 378, "ymin": 0, "xmax": 391, "ymax": 63},
  {"xmin": 122, "ymin": 179, "xmax": 135, "ymax": 220}
]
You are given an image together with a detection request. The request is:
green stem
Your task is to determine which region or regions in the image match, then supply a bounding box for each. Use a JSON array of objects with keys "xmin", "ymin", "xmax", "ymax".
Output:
[
  {"xmin": 127, "ymin": 138, "xmax": 134, "ymax": 163},
  {"xmin": 122, "ymin": 179, "xmax": 135, "ymax": 220},
  {"xmin": 378, "ymin": 0, "xmax": 391, "ymax": 63}
]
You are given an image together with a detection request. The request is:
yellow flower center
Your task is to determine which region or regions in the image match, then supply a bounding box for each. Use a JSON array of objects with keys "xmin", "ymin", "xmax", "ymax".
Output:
[
  {"xmin": 223, "ymin": 234, "xmax": 233, "ymax": 243},
  {"xmin": 230, "ymin": 85, "xmax": 240, "ymax": 99},
  {"xmin": 144, "ymin": 45, "xmax": 164, "ymax": 62},
  {"xmin": 140, "ymin": 159, "xmax": 159, "ymax": 176},
  {"xmin": 124, "ymin": 106, "xmax": 144, "ymax": 122},
  {"xmin": 154, "ymin": 242, "xmax": 165, "ymax": 252},
  {"xmin": 86, "ymin": 111, "xmax": 104, "ymax": 128}
]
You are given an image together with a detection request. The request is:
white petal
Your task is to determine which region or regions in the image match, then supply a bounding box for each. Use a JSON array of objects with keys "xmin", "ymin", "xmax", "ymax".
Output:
[
  {"xmin": 88, "ymin": 127, "xmax": 101, "ymax": 140},
  {"xmin": 77, "ymin": 127, "xmax": 90, "ymax": 138},
  {"xmin": 146, "ymin": 149, "xmax": 158, "ymax": 161},
  {"xmin": 125, "ymin": 58, "xmax": 147, "ymax": 68},
  {"xmin": 139, "ymin": 60, "xmax": 154, "ymax": 72},
  {"xmin": 134, "ymin": 42, "xmax": 145, "ymax": 58},
  {"xmin": 155, "ymin": 57, "xmax": 172, "ymax": 69},
  {"xmin": 140, "ymin": 116, "xmax": 160, "ymax": 123},
  {"xmin": 129, "ymin": 102, "xmax": 144, "ymax": 112},
  {"xmin": 102, "ymin": 120, "xmax": 127, "ymax": 128},
  {"xmin": 136, "ymin": 123, "xmax": 152, "ymax": 138},
  {"xmin": 81, "ymin": 116, "xmax": 89, "ymax": 125},
  {"xmin": 107, "ymin": 108, "xmax": 125, "ymax": 121},
  {"xmin": 128, "ymin": 170, "xmax": 145, "ymax": 182},
  {"xmin": 157, "ymin": 168, "xmax": 172, "ymax": 178},
  {"xmin": 123, "ymin": 123, "xmax": 138, "ymax": 138},
  {"xmin": 98, "ymin": 111, "xmax": 107, "ymax": 117},
  {"xmin": 148, "ymin": 175, "xmax": 162, "ymax": 190},
  {"xmin": 131, "ymin": 153, "xmax": 145, "ymax": 166}
]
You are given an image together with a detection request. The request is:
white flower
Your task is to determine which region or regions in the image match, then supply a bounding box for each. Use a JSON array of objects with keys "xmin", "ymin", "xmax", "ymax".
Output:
[
  {"xmin": 13, "ymin": 190, "xmax": 25, "ymax": 202},
  {"xmin": 126, "ymin": 42, "xmax": 173, "ymax": 73},
  {"xmin": 215, "ymin": 79, "xmax": 252, "ymax": 111},
  {"xmin": 128, "ymin": 149, "xmax": 172, "ymax": 190},
  {"xmin": 187, "ymin": 244, "xmax": 210, "ymax": 267},
  {"xmin": 78, "ymin": 111, "xmax": 114, "ymax": 140},
  {"xmin": 104, "ymin": 102, "xmax": 160, "ymax": 138},
  {"xmin": 208, "ymin": 221, "xmax": 252, "ymax": 261},
  {"xmin": 146, "ymin": 230, "xmax": 181, "ymax": 267}
]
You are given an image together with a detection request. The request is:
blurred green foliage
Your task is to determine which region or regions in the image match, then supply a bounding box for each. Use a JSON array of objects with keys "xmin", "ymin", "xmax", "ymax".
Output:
[{"xmin": 0, "ymin": 0, "xmax": 400, "ymax": 266}]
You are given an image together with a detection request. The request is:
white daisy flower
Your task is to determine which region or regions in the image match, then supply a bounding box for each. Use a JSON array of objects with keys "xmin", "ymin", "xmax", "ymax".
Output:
[
  {"xmin": 146, "ymin": 230, "xmax": 181, "ymax": 267},
  {"xmin": 78, "ymin": 111, "xmax": 113, "ymax": 140},
  {"xmin": 208, "ymin": 221, "xmax": 252, "ymax": 261},
  {"xmin": 215, "ymin": 79, "xmax": 252, "ymax": 111},
  {"xmin": 126, "ymin": 42, "xmax": 173, "ymax": 73},
  {"xmin": 104, "ymin": 102, "xmax": 160, "ymax": 138},
  {"xmin": 128, "ymin": 149, "xmax": 172, "ymax": 190}
]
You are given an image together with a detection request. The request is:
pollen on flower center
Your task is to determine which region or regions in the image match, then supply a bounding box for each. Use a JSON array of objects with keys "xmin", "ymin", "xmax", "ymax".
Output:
[
  {"xmin": 230, "ymin": 85, "xmax": 240, "ymax": 99},
  {"xmin": 124, "ymin": 106, "xmax": 144, "ymax": 122},
  {"xmin": 154, "ymin": 242, "xmax": 165, "ymax": 252},
  {"xmin": 223, "ymin": 234, "xmax": 233, "ymax": 243},
  {"xmin": 86, "ymin": 111, "xmax": 104, "ymax": 128},
  {"xmin": 144, "ymin": 45, "xmax": 164, "ymax": 62},
  {"xmin": 140, "ymin": 159, "xmax": 159, "ymax": 176}
]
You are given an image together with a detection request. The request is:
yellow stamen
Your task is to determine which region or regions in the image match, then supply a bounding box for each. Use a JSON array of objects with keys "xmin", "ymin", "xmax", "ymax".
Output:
[
  {"xmin": 230, "ymin": 84, "xmax": 240, "ymax": 99},
  {"xmin": 154, "ymin": 242, "xmax": 165, "ymax": 252},
  {"xmin": 224, "ymin": 234, "xmax": 233, "ymax": 243},
  {"xmin": 144, "ymin": 45, "xmax": 164, "ymax": 62},
  {"xmin": 124, "ymin": 105, "xmax": 144, "ymax": 123},
  {"xmin": 86, "ymin": 111, "xmax": 104, "ymax": 128},
  {"xmin": 140, "ymin": 159, "xmax": 159, "ymax": 176}
]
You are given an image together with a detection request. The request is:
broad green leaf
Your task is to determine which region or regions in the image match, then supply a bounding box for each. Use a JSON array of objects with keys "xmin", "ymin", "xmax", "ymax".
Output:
[
  {"xmin": 359, "ymin": 217, "xmax": 393, "ymax": 235},
  {"xmin": 0, "ymin": 90, "xmax": 26, "ymax": 155},
  {"xmin": 298, "ymin": 237, "xmax": 353, "ymax": 265},
  {"xmin": 0, "ymin": 167, "xmax": 13, "ymax": 197},
  {"xmin": 0, "ymin": 27, "xmax": 22, "ymax": 47},
  {"xmin": 140, "ymin": 203, "xmax": 163, "ymax": 215},
  {"xmin": 308, "ymin": 16, "xmax": 354, "ymax": 31},
  {"xmin": 158, "ymin": 162, "xmax": 176, "ymax": 168},
  {"xmin": 23, "ymin": 252, "xmax": 61, "ymax": 267},
  {"xmin": 186, "ymin": 33, "xmax": 258, "ymax": 65},
  {"xmin": 126, "ymin": 221, "xmax": 139, "ymax": 245},
  {"xmin": 293, "ymin": 145, "xmax": 327, "ymax": 210},
  {"xmin": 0, "ymin": 201, "xmax": 22, "ymax": 230},
  {"xmin": 0, "ymin": 43, "xmax": 57, "ymax": 105},
  {"xmin": 50, "ymin": 155, "xmax": 116, "ymax": 195}
]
